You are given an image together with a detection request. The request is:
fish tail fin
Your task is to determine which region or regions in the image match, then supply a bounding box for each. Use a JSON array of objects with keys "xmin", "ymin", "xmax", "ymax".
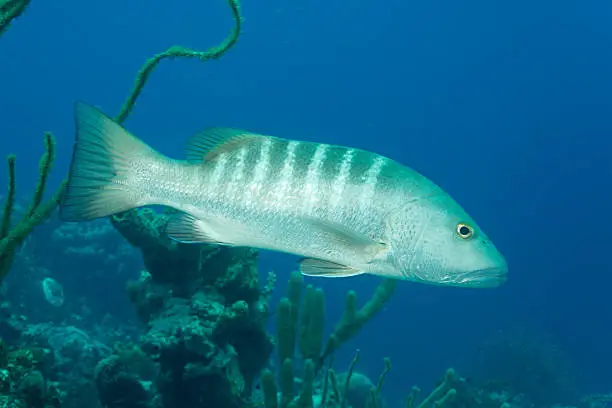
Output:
[{"xmin": 59, "ymin": 102, "xmax": 160, "ymax": 222}]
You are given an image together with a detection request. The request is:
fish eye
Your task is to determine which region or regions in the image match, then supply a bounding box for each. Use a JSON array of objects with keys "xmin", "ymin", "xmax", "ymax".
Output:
[{"xmin": 456, "ymin": 223, "xmax": 474, "ymax": 239}]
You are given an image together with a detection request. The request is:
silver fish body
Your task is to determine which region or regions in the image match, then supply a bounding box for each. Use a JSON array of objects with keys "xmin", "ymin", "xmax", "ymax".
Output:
[{"xmin": 60, "ymin": 102, "xmax": 508, "ymax": 287}]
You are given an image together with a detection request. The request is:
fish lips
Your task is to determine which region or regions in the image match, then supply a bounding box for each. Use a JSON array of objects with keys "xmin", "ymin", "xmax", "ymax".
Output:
[{"xmin": 454, "ymin": 267, "xmax": 508, "ymax": 288}]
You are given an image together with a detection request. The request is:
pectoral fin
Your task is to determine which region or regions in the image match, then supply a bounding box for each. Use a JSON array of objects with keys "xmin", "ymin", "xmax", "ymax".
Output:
[
  {"xmin": 299, "ymin": 258, "xmax": 365, "ymax": 278},
  {"xmin": 311, "ymin": 219, "xmax": 387, "ymax": 263}
]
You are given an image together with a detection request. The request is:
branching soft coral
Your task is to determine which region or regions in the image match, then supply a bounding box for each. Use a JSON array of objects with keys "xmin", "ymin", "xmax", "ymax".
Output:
[
  {"xmin": 0, "ymin": 0, "xmax": 30, "ymax": 38},
  {"xmin": 0, "ymin": 132, "xmax": 65, "ymax": 281},
  {"xmin": 107, "ymin": 0, "xmax": 243, "ymax": 242},
  {"xmin": 261, "ymin": 272, "xmax": 396, "ymax": 408}
]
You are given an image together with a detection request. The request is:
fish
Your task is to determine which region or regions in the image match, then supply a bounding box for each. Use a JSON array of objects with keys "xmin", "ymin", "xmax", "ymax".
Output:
[
  {"xmin": 59, "ymin": 102, "xmax": 508, "ymax": 288},
  {"xmin": 42, "ymin": 277, "xmax": 64, "ymax": 307}
]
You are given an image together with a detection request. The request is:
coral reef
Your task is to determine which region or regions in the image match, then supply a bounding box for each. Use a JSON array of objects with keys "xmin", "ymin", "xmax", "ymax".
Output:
[
  {"xmin": 317, "ymin": 280, "xmax": 396, "ymax": 371},
  {"xmin": 47, "ymin": 219, "xmax": 140, "ymax": 319},
  {"xmin": 94, "ymin": 343, "xmax": 155, "ymax": 408},
  {"xmin": 20, "ymin": 323, "xmax": 111, "ymax": 408},
  {"xmin": 116, "ymin": 207, "xmax": 273, "ymax": 408},
  {"xmin": 404, "ymin": 369, "xmax": 458, "ymax": 408},
  {"xmin": 0, "ymin": 197, "xmax": 606, "ymax": 408},
  {"xmin": 2, "ymin": 1, "xmax": 608, "ymax": 408},
  {"xmin": 107, "ymin": 206, "xmax": 396, "ymax": 408},
  {"xmin": 95, "ymin": 353, "xmax": 150, "ymax": 408},
  {"xmin": 0, "ymin": 214, "xmax": 141, "ymax": 347},
  {"xmin": 322, "ymin": 351, "xmax": 391, "ymax": 408},
  {"xmin": 259, "ymin": 272, "xmax": 396, "ymax": 408},
  {"xmin": 0, "ymin": 336, "xmax": 61, "ymax": 408},
  {"xmin": 472, "ymin": 328, "xmax": 577, "ymax": 407}
]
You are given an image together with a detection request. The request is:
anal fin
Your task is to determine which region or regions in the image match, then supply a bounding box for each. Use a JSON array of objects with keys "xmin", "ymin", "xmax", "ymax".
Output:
[{"xmin": 299, "ymin": 258, "xmax": 365, "ymax": 278}]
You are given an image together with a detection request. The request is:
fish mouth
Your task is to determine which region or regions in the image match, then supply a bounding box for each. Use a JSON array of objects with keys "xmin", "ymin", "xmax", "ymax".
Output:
[{"xmin": 454, "ymin": 267, "xmax": 508, "ymax": 288}]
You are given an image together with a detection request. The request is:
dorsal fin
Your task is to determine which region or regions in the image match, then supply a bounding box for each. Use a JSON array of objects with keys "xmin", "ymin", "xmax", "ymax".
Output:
[{"xmin": 184, "ymin": 127, "xmax": 262, "ymax": 162}]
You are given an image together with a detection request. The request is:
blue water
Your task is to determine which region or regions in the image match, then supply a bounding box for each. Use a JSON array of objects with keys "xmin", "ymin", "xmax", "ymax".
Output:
[{"xmin": 0, "ymin": 0, "xmax": 610, "ymax": 404}]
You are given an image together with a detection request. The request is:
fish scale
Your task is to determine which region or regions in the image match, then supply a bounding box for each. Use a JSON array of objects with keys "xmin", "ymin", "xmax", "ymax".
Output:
[{"xmin": 59, "ymin": 102, "xmax": 508, "ymax": 287}]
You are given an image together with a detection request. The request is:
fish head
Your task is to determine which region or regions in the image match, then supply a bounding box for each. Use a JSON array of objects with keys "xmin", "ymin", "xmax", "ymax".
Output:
[{"xmin": 386, "ymin": 192, "xmax": 507, "ymax": 288}]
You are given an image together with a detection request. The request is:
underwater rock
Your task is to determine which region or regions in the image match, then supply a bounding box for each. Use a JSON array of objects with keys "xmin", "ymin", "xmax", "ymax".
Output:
[
  {"xmin": 17, "ymin": 323, "xmax": 113, "ymax": 407},
  {"xmin": 131, "ymin": 263, "xmax": 273, "ymax": 408},
  {"xmin": 126, "ymin": 271, "xmax": 173, "ymax": 323},
  {"xmin": 0, "ymin": 341, "xmax": 62, "ymax": 408},
  {"xmin": 145, "ymin": 302, "xmax": 248, "ymax": 408},
  {"xmin": 95, "ymin": 353, "xmax": 151, "ymax": 408},
  {"xmin": 18, "ymin": 370, "xmax": 46, "ymax": 407}
]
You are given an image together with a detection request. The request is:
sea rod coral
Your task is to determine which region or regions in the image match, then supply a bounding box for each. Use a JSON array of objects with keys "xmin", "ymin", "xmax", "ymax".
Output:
[
  {"xmin": 0, "ymin": 133, "xmax": 65, "ymax": 282},
  {"xmin": 260, "ymin": 271, "xmax": 396, "ymax": 408},
  {"xmin": 0, "ymin": 0, "xmax": 29, "ymax": 39},
  {"xmin": 104, "ymin": 0, "xmax": 242, "ymax": 244}
]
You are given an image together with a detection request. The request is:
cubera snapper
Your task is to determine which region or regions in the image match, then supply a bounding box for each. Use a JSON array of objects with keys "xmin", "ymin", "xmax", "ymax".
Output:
[{"xmin": 59, "ymin": 102, "xmax": 508, "ymax": 288}]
